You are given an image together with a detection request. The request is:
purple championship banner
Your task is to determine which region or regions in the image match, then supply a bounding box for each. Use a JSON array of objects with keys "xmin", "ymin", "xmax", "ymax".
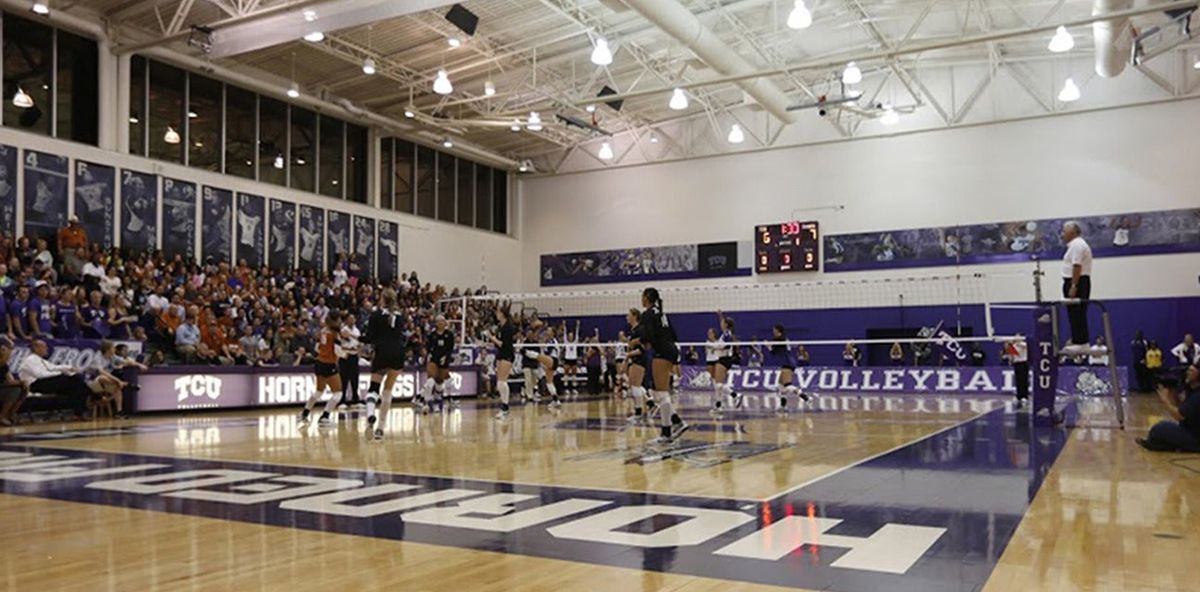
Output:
[
  {"xmin": 540, "ymin": 241, "xmax": 749, "ymax": 286},
  {"xmin": 134, "ymin": 366, "xmax": 480, "ymax": 412},
  {"xmin": 681, "ymin": 364, "xmax": 1124, "ymax": 397},
  {"xmin": 824, "ymin": 207, "xmax": 1200, "ymax": 272}
]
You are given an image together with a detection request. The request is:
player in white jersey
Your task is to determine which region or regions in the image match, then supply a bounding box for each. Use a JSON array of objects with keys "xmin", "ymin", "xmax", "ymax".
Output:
[
  {"xmin": 561, "ymin": 320, "xmax": 581, "ymax": 396},
  {"xmin": 613, "ymin": 331, "xmax": 629, "ymax": 397},
  {"xmin": 711, "ymin": 311, "xmax": 743, "ymax": 411},
  {"xmin": 704, "ymin": 328, "xmax": 723, "ymax": 414}
]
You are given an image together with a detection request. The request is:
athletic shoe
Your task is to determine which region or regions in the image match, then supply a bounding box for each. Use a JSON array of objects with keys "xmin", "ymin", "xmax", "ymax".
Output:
[
  {"xmin": 669, "ymin": 421, "xmax": 690, "ymax": 441},
  {"xmin": 366, "ymin": 414, "xmax": 377, "ymax": 428},
  {"xmin": 648, "ymin": 435, "xmax": 671, "ymax": 446},
  {"xmin": 372, "ymin": 428, "xmax": 384, "ymax": 441},
  {"xmin": 1015, "ymin": 399, "xmax": 1026, "ymax": 410},
  {"xmin": 317, "ymin": 415, "xmax": 332, "ymax": 428},
  {"xmin": 298, "ymin": 410, "xmax": 311, "ymax": 424},
  {"xmin": 732, "ymin": 392, "xmax": 744, "ymax": 409},
  {"xmin": 626, "ymin": 413, "xmax": 643, "ymax": 424},
  {"xmin": 495, "ymin": 409, "xmax": 509, "ymax": 420}
]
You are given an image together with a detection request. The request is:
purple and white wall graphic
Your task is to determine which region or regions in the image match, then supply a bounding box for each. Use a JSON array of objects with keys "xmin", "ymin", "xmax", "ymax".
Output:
[
  {"xmin": 23, "ymin": 150, "xmax": 68, "ymax": 242},
  {"xmin": 162, "ymin": 178, "xmax": 197, "ymax": 261},
  {"xmin": 681, "ymin": 365, "xmax": 1123, "ymax": 397},
  {"xmin": 541, "ymin": 241, "xmax": 748, "ymax": 286},
  {"xmin": 824, "ymin": 207, "xmax": 1200, "ymax": 272},
  {"xmin": 120, "ymin": 169, "xmax": 158, "ymax": 252},
  {"xmin": 74, "ymin": 161, "xmax": 116, "ymax": 248}
]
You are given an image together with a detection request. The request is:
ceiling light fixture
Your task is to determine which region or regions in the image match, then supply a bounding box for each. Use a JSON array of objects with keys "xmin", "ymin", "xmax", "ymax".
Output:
[
  {"xmin": 591, "ymin": 37, "xmax": 613, "ymax": 66},
  {"xmin": 164, "ymin": 126, "xmax": 181, "ymax": 144},
  {"xmin": 727, "ymin": 123, "xmax": 745, "ymax": 144},
  {"xmin": 32, "ymin": 2, "xmax": 49, "ymax": 15},
  {"xmin": 1058, "ymin": 78, "xmax": 1080, "ymax": 102},
  {"xmin": 187, "ymin": 110, "xmax": 198, "ymax": 118},
  {"xmin": 842, "ymin": 62, "xmax": 863, "ymax": 85},
  {"xmin": 510, "ymin": 119, "xmax": 521, "ymax": 132},
  {"xmin": 273, "ymin": 154, "xmax": 285, "ymax": 169},
  {"xmin": 443, "ymin": 138, "xmax": 454, "ymax": 148},
  {"xmin": 484, "ymin": 80, "xmax": 496, "ymax": 96},
  {"xmin": 526, "ymin": 111, "xmax": 543, "ymax": 131},
  {"xmin": 518, "ymin": 164, "xmax": 528, "ymax": 172},
  {"xmin": 362, "ymin": 58, "xmax": 376, "ymax": 75},
  {"xmin": 1048, "ymin": 26, "xmax": 1074, "ymax": 53},
  {"xmin": 585, "ymin": 104, "xmax": 596, "ymax": 113},
  {"xmin": 403, "ymin": 108, "xmax": 415, "ymax": 118},
  {"xmin": 787, "ymin": 0, "xmax": 812, "ymax": 30},
  {"xmin": 598, "ymin": 142, "xmax": 614, "ymax": 160},
  {"xmin": 286, "ymin": 82, "xmax": 300, "ymax": 98},
  {"xmin": 1193, "ymin": 56, "xmax": 1200, "ymax": 70},
  {"xmin": 129, "ymin": 116, "xmax": 139, "ymax": 124},
  {"xmin": 303, "ymin": 31, "xmax": 324, "ymax": 43},
  {"xmin": 669, "ymin": 87, "xmax": 688, "ymax": 110},
  {"xmin": 433, "ymin": 69, "xmax": 453, "ymax": 95},
  {"xmin": 447, "ymin": 36, "xmax": 461, "ymax": 48},
  {"xmin": 649, "ymin": 134, "xmax": 659, "ymax": 143},
  {"xmin": 303, "ymin": 10, "xmax": 317, "ymax": 22},
  {"xmin": 11, "ymin": 87, "xmax": 33, "ymax": 109}
]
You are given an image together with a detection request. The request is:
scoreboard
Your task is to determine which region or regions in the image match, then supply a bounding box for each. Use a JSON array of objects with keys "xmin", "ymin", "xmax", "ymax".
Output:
[{"xmin": 755, "ymin": 221, "xmax": 820, "ymax": 273}]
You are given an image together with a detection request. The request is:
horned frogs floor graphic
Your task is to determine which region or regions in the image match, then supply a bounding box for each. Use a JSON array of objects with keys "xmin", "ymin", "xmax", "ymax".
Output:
[{"xmin": 0, "ymin": 406, "xmax": 1071, "ymax": 592}]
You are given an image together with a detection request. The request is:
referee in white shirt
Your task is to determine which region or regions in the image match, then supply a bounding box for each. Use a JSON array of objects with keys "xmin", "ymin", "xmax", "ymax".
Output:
[
  {"xmin": 18, "ymin": 340, "xmax": 92, "ymax": 418},
  {"xmin": 1060, "ymin": 221, "xmax": 1093, "ymax": 349}
]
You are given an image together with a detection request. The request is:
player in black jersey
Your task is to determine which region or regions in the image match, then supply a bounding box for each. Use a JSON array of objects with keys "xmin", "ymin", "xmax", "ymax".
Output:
[
  {"xmin": 624, "ymin": 309, "xmax": 652, "ymax": 422},
  {"xmin": 423, "ymin": 315, "xmax": 456, "ymax": 412},
  {"xmin": 486, "ymin": 308, "xmax": 517, "ymax": 419},
  {"xmin": 768, "ymin": 324, "xmax": 811, "ymax": 414},
  {"xmin": 362, "ymin": 289, "xmax": 406, "ymax": 440},
  {"xmin": 640, "ymin": 287, "xmax": 688, "ymax": 443}
]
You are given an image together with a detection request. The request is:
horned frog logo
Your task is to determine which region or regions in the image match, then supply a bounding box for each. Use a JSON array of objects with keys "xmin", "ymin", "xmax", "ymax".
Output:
[
  {"xmin": 1074, "ymin": 371, "xmax": 1111, "ymax": 396},
  {"xmin": 688, "ymin": 371, "xmax": 714, "ymax": 389}
]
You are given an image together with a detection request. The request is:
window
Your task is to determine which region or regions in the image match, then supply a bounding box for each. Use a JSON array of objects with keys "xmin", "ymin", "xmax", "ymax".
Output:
[
  {"xmin": 493, "ymin": 170, "xmax": 508, "ymax": 234},
  {"xmin": 380, "ymin": 138, "xmax": 393, "ymax": 210},
  {"xmin": 456, "ymin": 159, "xmax": 474, "ymax": 227},
  {"xmin": 415, "ymin": 145, "xmax": 435, "ymax": 218},
  {"xmin": 345, "ymin": 124, "xmax": 367, "ymax": 203},
  {"xmin": 318, "ymin": 115, "xmax": 343, "ymax": 198},
  {"xmin": 475, "ymin": 165, "xmax": 492, "ymax": 231},
  {"xmin": 224, "ymin": 86, "xmax": 255, "ymax": 179},
  {"xmin": 393, "ymin": 140, "xmax": 414, "ymax": 214},
  {"xmin": 129, "ymin": 56, "xmax": 146, "ymax": 155},
  {"xmin": 258, "ymin": 96, "xmax": 286, "ymax": 186},
  {"xmin": 148, "ymin": 60, "xmax": 185, "ymax": 163},
  {"xmin": 187, "ymin": 73, "xmax": 222, "ymax": 171},
  {"xmin": 3, "ymin": 14, "xmax": 53, "ymax": 137},
  {"xmin": 437, "ymin": 152, "xmax": 455, "ymax": 223},
  {"xmin": 289, "ymin": 107, "xmax": 315, "ymax": 192},
  {"xmin": 55, "ymin": 29, "xmax": 98, "ymax": 145}
]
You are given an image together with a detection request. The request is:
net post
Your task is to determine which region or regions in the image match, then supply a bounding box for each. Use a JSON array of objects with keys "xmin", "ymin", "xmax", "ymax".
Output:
[
  {"xmin": 1030, "ymin": 305, "xmax": 1060, "ymax": 427},
  {"xmin": 1100, "ymin": 307, "xmax": 1126, "ymax": 430}
]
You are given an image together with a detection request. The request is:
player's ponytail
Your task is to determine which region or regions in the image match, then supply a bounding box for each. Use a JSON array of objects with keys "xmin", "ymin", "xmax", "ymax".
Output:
[{"xmin": 642, "ymin": 287, "xmax": 662, "ymax": 309}]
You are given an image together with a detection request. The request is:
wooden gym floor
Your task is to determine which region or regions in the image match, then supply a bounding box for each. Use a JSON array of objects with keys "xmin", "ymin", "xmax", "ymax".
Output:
[{"xmin": 0, "ymin": 392, "xmax": 1195, "ymax": 592}]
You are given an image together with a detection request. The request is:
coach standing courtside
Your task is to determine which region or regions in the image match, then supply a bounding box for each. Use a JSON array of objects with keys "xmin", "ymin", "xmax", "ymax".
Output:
[{"xmin": 1060, "ymin": 221, "xmax": 1092, "ymax": 354}]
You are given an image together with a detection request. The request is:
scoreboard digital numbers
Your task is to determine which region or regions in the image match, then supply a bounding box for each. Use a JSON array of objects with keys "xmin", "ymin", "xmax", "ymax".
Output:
[{"xmin": 755, "ymin": 221, "xmax": 820, "ymax": 273}]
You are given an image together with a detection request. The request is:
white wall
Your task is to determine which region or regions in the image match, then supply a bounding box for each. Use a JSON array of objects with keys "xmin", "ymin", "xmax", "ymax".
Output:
[
  {"xmin": 0, "ymin": 127, "xmax": 522, "ymax": 292},
  {"xmin": 519, "ymin": 99, "xmax": 1200, "ymax": 303}
]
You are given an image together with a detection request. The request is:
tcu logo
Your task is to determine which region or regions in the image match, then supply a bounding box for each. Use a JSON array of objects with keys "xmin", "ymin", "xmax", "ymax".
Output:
[{"xmin": 174, "ymin": 375, "xmax": 223, "ymax": 403}]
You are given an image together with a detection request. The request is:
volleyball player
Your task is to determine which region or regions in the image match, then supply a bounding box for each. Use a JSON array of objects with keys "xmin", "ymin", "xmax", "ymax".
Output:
[
  {"xmin": 625, "ymin": 309, "xmax": 651, "ymax": 422},
  {"xmin": 641, "ymin": 288, "xmax": 688, "ymax": 444},
  {"xmin": 768, "ymin": 324, "xmax": 810, "ymax": 414},
  {"xmin": 613, "ymin": 330, "xmax": 628, "ymax": 397},
  {"xmin": 562, "ymin": 320, "xmax": 581, "ymax": 396},
  {"xmin": 299, "ymin": 315, "xmax": 343, "ymax": 427},
  {"xmin": 713, "ymin": 311, "xmax": 744, "ymax": 410},
  {"xmin": 363, "ymin": 289, "xmax": 406, "ymax": 440},
  {"xmin": 487, "ymin": 308, "xmax": 516, "ymax": 419},
  {"xmin": 423, "ymin": 315, "xmax": 456, "ymax": 412},
  {"xmin": 705, "ymin": 328, "xmax": 723, "ymax": 414},
  {"xmin": 338, "ymin": 311, "xmax": 362, "ymax": 407}
]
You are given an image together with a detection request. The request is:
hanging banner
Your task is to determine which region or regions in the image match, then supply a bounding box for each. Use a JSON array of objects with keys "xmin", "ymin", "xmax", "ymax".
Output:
[
  {"xmin": 236, "ymin": 193, "xmax": 265, "ymax": 266},
  {"xmin": 378, "ymin": 219, "xmax": 399, "ymax": 281},
  {"xmin": 23, "ymin": 150, "xmax": 69, "ymax": 241},
  {"xmin": 326, "ymin": 211, "xmax": 350, "ymax": 269},
  {"xmin": 298, "ymin": 205, "xmax": 325, "ymax": 271},
  {"xmin": 201, "ymin": 186, "xmax": 233, "ymax": 265},
  {"xmin": 541, "ymin": 241, "xmax": 750, "ymax": 286},
  {"xmin": 120, "ymin": 169, "xmax": 158, "ymax": 252},
  {"xmin": 162, "ymin": 178, "xmax": 197, "ymax": 262},
  {"xmin": 269, "ymin": 199, "xmax": 296, "ymax": 270},
  {"xmin": 824, "ymin": 208, "xmax": 1200, "ymax": 272},
  {"xmin": 73, "ymin": 161, "xmax": 115, "ymax": 249},
  {"xmin": 1031, "ymin": 307, "xmax": 1059, "ymax": 426},
  {"xmin": 0, "ymin": 144, "xmax": 16, "ymax": 235},
  {"xmin": 353, "ymin": 215, "xmax": 375, "ymax": 279}
]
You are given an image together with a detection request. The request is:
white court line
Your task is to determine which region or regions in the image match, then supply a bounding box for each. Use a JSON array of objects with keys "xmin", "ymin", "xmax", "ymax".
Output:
[{"xmin": 763, "ymin": 407, "xmax": 998, "ymax": 503}]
